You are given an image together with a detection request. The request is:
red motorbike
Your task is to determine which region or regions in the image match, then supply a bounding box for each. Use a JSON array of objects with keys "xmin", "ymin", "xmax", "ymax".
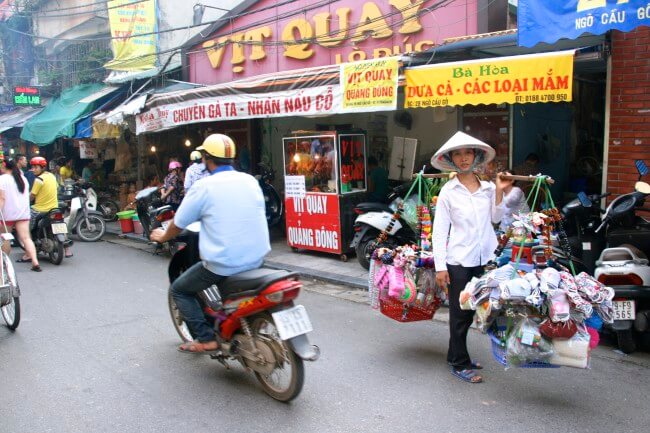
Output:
[{"xmin": 166, "ymin": 223, "xmax": 319, "ymax": 402}]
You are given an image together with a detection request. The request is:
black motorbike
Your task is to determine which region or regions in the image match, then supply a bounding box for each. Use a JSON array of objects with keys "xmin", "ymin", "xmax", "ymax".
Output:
[
  {"xmin": 350, "ymin": 183, "xmax": 417, "ymax": 269},
  {"xmin": 561, "ymin": 160, "xmax": 650, "ymax": 353},
  {"xmin": 134, "ymin": 186, "xmax": 178, "ymax": 252},
  {"xmin": 29, "ymin": 208, "xmax": 67, "ymax": 265},
  {"xmin": 257, "ymin": 163, "xmax": 283, "ymax": 228}
]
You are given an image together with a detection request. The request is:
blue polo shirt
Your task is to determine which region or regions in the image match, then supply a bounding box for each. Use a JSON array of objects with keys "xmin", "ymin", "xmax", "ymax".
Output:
[{"xmin": 174, "ymin": 166, "xmax": 271, "ymax": 276}]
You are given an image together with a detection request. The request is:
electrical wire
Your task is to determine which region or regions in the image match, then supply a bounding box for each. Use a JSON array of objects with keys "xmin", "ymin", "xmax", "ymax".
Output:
[{"xmin": 1, "ymin": 0, "xmax": 486, "ymax": 80}]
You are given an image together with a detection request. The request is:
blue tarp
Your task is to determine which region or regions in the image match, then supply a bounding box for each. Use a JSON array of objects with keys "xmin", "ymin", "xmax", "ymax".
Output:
[{"xmin": 518, "ymin": 1, "xmax": 648, "ymax": 47}]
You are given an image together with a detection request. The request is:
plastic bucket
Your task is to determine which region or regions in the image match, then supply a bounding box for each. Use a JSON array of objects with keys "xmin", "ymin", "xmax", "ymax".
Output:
[
  {"xmin": 116, "ymin": 210, "xmax": 136, "ymax": 220},
  {"xmin": 132, "ymin": 216, "xmax": 144, "ymax": 235},
  {"xmin": 119, "ymin": 218, "xmax": 134, "ymax": 234}
]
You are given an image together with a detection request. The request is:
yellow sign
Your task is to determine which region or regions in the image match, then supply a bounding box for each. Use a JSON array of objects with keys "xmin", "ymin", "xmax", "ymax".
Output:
[
  {"xmin": 104, "ymin": 0, "xmax": 158, "ymax": 71},
  {"xmin": 404, "ymin": 50, "xmax": 575, "ymax": 108},
  {"xmin": 341, "ymin": 57, "xmax": 399, "ymax": 112}
]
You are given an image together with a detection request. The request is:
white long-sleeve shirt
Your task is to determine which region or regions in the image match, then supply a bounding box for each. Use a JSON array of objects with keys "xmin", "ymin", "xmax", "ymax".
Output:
[
  {"xmin": 499, "ymin": 186, "xmax": 530, "ymax": 231},
  {"xmin": 432, "ymin": 177, "xmax": 505, "ymax": 271}
]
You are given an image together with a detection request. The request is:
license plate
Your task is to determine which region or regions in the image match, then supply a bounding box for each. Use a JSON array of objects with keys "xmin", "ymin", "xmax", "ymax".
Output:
[
  {"xmin": 51, "ymin": 223, "xmax": 68, "ymax": 235},
  {"xmin": 161, "ymin": 220, "xmax": 170, "ymax": 230},
  {"xmin": 272, "ymin": 305, "xmax": 313, "ymax": 340},
  {"xmin": 613, "ymin": 300, "xmax": 636, "ymax": 321}
]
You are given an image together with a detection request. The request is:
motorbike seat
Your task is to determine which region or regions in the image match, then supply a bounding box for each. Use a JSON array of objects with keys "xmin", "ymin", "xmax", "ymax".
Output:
[
  {"xmin": 355, "ymin": 202, "xmax": 393, "ymax": 214},
  {"xmin": 220, "ymin": 268, "xmax": 298, "ymax": 299},
  {"xmin": 58, "ymin": 201, "xmax": 68, "ymax": 212}
]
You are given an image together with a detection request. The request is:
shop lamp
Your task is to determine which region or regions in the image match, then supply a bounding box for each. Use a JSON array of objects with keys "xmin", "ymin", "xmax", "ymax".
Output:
[
  {"xmin": 9, "ymin": 149, "xmax": 14, "ymax": 155},
  {"xmin": 185, "ymin": 139, "xmax": 191, "ymax": 147},
  {"xmin": 150, "ymin": 145, "xmax": 157, "ymax": 153},
  {"xmin": 293, "ymin": 153, "xmax": 300, "ymax": 162}
]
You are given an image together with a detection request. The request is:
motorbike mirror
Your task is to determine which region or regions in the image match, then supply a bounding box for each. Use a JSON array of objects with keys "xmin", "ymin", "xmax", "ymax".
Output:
[
  {"xmin": 577, "ymin": 191, "xmax": 592, "ymax": 207},
  {"xmin": 635, "ymin": 181, "xmax": 650, "ymax": 194},
  {"xmin": 635, "ymin": 160, "xmax": 649, "ymax": 177}
]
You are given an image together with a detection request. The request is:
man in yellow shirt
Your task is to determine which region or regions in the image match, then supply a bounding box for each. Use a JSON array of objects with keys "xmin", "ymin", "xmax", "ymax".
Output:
[
  {"xmin": 29, "ymin": 157, "xmax": 73, "ymax": 258},
  {"xmin": 59, "ymin": 158, "xmax": 76, "ymax": 185}
]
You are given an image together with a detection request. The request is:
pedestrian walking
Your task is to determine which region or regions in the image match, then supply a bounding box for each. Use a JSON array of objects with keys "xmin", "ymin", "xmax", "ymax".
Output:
[
  {"xmin": 0, "ymin": 159, "xmax": 40, "ymax": 271},
  {"xmin": 431, "ymin": 131, "xmax": 510, "ymax": 384}
]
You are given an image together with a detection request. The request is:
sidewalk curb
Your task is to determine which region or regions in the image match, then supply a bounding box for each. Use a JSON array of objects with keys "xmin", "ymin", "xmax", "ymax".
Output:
[
  {"xmin": 264, "ymin": 260, "xmax": 367, "ymax": 290},
  {"xmin": 105, "ymin": 226, "xmax": 369, "ymax": 290}
]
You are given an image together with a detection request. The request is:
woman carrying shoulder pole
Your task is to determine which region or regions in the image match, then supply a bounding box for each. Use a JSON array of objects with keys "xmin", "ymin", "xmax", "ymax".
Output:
[{"xmin": 431, "ymin": 131, "xmax": 511, "ymax": 383}]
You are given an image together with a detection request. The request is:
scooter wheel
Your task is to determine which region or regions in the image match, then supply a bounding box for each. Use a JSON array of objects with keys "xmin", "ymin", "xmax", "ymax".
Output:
[{"xmin": 617, "ymin": 330, "xmax": 636, "ymax": 354}]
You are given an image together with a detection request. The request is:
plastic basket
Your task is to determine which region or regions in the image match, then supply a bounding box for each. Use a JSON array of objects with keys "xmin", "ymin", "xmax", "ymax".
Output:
[
  {"xmin": 379, "ymin": 296, "xmax": 441, "ymax": 323},
  {"xmin": 487, "ymin": 328, "xmax": 559, "ymax": 368}
]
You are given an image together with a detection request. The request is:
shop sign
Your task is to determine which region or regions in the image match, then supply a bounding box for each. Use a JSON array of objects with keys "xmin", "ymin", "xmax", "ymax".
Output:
[
  {"xmin": 518, "ymin": 0, "xmax": 648, "ymax": 47},
  {"xmin": 13, "ymin": 86, "xmax": 40, "ymax": 106},
  {"xmin": 79, "ymin": 141, "xmax": 98, "ymax": 159},
  {"xmin": 285, "ymin": 175, "xmax": 306, "ymax": 199},
  {"xmin": 341, "ymin": 57, "xmax": 399, "ymax": 112},
  {"xmin": 104, "ymin": 0, "xmax": 158, "ymax": 71},
  {"xmin": 285, "ymin": 193, "xmax": 342, "ymax": 254},
  {"xmin": 136, "ymin": 85, "xmax": 341, "ymax": 134},
  {"xmin": 189, "ymin": 0, "xmax": 475, "ymax": 83},
  {"xmin": 404, "ymin": 51, "xmax": 575, "ymax": 109}
]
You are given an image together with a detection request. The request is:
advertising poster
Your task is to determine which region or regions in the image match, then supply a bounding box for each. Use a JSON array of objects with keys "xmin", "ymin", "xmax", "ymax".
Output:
[
  {"xmin": 340, "ymin": 57, "xmax": 399, "ymax": 112},
  {"xmin": 105, "ymin": 0, "xmax": 158, "ymax": 71},
  {"xmin": 404, "ymin": 51, "xmax": 575, "ymax": 109},
  {"xmin": 285, "ymin": 193, "xmax": 341, "ymax": 254}
]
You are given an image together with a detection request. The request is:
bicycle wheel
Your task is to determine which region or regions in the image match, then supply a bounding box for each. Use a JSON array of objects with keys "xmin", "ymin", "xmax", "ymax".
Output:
[{"xmin": 1, "ymin": 253, "xmax": 20, "ymax": 330}]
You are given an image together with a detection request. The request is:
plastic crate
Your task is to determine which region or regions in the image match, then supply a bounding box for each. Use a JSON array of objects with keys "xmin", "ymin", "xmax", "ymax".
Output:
[{"xmin": 487, "ymin": 328, "xmax": 560, "ymax": 369}]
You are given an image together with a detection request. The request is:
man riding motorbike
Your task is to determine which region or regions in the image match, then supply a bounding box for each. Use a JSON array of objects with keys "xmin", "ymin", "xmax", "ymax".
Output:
[
  {"xmin": 150, "ymin": 134, "xmax": 271, "ymax": 354},
  {"xmin": 26, "ymin": 157, "xmax": 73, "ymax": 259},
  {"xmin": 183, "ymin": 150, "xmax": 208, "ymax": 192}
]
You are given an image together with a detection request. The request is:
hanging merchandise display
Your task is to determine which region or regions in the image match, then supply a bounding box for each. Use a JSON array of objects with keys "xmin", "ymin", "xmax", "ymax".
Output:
[
  {"xmin": 459, "ymin": 175, "xmax": 615, "ymax": 369},
  {"xmin": 368, "ymin": 172, "xmax": 450, "ymax": 322}
]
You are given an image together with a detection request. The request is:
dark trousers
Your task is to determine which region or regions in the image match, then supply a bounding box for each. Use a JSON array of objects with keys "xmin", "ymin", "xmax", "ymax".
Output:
[
  {"xmin": 447, "ymin": 264, "xmax": 483, "ymax": 370},
  {"xmin": 171, "ymin": 261, "xmax": 225, "ymax": 342}
]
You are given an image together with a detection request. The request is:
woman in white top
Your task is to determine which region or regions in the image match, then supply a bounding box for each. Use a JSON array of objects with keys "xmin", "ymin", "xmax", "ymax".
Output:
[
  {"xmin": 431, "ymin": 131, "xmax": 510, "ymax": 384},
  {"xmin": 499, "ymin": 171, "xmax": 530, "ymax": 232},
  {"xmin": 0, "ymin": 159, "xmax": 40, "ymax": 271}
]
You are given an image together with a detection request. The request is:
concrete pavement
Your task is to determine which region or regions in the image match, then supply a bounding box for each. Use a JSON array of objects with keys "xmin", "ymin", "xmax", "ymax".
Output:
[{"xmin": 1, "ymin": 240, "xmax": 649, "ymax": 433}]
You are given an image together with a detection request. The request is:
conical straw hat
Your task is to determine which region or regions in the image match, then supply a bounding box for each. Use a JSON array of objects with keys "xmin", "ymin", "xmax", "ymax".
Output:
[{"xmin": 431, "ymin": 131, "xmax": 496, "ymax": 171}]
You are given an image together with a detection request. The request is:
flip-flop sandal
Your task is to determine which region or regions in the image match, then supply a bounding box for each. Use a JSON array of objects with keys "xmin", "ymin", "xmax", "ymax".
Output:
[
  {"xmin": 448, "ymin": 361, "xmax": 483, "ymax": 370},
  {"xmin": 16, "ymin": 258, "xmax": 31, "ymax": 263},
  {"xmin": 177, "ymin": 341, "xmax": 219, "ymax": 355},
  {"xmin": 65, "ymin": 254, "xmax": 74, "ymax": 258},
  {"xmin": 31, "ymin": 265, "xmax": 42, "ymax": 272},
  {"xmin": 451, "ymin": 368, "xmax": 483, "ymax": 384}
]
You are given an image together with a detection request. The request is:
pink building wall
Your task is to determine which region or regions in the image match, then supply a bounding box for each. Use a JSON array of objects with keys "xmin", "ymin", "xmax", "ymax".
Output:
[{"xmin": 187, "ymin": 0, "xmax": 479, "ymax": 84}]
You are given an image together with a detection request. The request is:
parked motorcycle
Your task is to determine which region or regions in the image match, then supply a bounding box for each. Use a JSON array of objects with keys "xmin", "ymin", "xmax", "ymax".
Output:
[
  {"xmin": 64, "ymin": 182, "xmax": 106, "ymax": 242},
  {"xmin": 97, "ymin": 191, "xmax": 120, "ymax": 222},
  {"xmin": 350, "ymin": 183, "xmax": 417, "ymax": 269},
  {"xmin": 134, "ymin": 186, "xmax": 178, "ymax": 252},
  {"xmin": 561, "ymin": 159, "xmax": 650, "ymax": 353},
  {"xmin": 256, "ymin": 163, "xmax": 283, "ymax": 228},
  {"xmin": 166, "ymin": 223, "xmax": 319, "ymax": 401}
]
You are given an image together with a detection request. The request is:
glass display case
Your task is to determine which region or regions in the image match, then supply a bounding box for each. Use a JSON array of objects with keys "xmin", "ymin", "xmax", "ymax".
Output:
[{"xmin": 282, "ymin": 131, "xmax": 367, "ymax": 258}]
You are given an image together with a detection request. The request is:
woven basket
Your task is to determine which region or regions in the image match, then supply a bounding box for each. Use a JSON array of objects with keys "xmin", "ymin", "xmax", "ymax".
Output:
[{"xmin": 379, "ymin": 296, "xmax": 441, "ymax": 323}]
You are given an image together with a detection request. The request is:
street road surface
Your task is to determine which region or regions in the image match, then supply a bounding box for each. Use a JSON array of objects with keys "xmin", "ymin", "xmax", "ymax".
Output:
[{"xmin": 1, "ymin": 239, "xmax": 649, "ymax": 433}]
